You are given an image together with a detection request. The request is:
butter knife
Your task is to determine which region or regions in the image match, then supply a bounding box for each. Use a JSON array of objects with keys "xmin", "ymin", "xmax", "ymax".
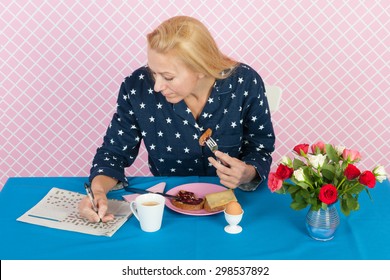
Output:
[{"xmin": 124, "ymin": 187, "xmax": 178, "ymax": 199}]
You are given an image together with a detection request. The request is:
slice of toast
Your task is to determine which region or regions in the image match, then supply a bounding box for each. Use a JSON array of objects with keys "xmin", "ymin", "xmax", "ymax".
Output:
[
  {"xmin": 171, "ymin": 190, "xmax": 205, "ymax": 211},
  {"xmin": 204, "ymin": 189, "xmax": 237, "ymax": 212}
]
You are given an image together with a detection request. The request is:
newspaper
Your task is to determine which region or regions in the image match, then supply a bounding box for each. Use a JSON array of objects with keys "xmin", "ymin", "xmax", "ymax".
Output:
[{"xmin": 17, "ymin": 187, "xmax": 132, "ymax": 237}]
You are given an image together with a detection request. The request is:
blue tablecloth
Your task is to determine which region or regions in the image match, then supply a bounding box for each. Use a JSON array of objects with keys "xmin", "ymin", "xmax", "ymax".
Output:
[{"xmin": 0, "ymin": 176, "xmax": 389, "ymax": 260}]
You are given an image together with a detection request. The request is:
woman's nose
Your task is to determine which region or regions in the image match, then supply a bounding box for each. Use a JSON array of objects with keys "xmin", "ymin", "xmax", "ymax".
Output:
[{"xmin": 154, "ymin": 76, "xmax": 166, "ymax": 93}]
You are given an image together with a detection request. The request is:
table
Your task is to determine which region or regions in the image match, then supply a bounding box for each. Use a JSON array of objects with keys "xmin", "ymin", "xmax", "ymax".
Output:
[{"xmin": 1, "ymin": 176, "xmax": 389, "ymax": 260}]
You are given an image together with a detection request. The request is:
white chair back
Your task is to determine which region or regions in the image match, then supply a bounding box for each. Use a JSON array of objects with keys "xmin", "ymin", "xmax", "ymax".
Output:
[{"xmin": 265, "ymin": 85, "xmax": 282, "ymax": 112}]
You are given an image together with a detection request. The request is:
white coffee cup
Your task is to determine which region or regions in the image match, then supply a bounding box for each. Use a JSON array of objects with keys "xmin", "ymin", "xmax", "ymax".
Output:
[{"xmin": 130, "ymin": 193, "xmax": 165, "ymax": 232}]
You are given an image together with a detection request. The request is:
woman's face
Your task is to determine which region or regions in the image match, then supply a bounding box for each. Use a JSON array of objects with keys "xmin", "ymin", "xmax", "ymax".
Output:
[{"xmin": 147, "ymin": 48, "xmax": 203, "ymax": 104}]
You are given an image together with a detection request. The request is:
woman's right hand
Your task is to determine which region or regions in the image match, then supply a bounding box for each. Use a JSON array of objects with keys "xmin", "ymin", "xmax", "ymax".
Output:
[
  {"xmin": 78, "ymin": 192, "xmax": 114, "ymax": 223},
  {"xmin": 78, "ymin": 176, "xmax": 118, "ymax": 223}
]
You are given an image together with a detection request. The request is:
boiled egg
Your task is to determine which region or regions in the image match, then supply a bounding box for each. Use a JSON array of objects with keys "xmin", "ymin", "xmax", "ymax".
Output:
[{"xmin": 225, "ymin": 201, "xmax": 243, "ymax": 215}]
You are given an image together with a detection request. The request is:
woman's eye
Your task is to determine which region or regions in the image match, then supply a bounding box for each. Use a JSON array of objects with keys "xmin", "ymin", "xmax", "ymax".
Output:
[{"xmin": 164, "ymin": 77, "xmax": 174, "ymax": 81}]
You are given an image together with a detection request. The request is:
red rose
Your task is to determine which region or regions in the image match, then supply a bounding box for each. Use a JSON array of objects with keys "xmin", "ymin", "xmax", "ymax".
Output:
[
  {"xmin": 275, "ymin": 164, "xmax": 294, "ymax": 180},
  {"xmin": 344, "ymin": 164, "xmax": 361, "ymax": 180},
  {"xmin": 319, "ymin": 184, "xmax": 338, "ymax": 204},
  {"xmin": 359, "ymin": 171, "xmax": 376, "ymax": 188},
  {"xmin": 293, "ymin": 144, "xmax": 309, "ymax": 155},
  {"xmin": 267, "ymin": 172, "xmax": 283, "ymax": 192}
]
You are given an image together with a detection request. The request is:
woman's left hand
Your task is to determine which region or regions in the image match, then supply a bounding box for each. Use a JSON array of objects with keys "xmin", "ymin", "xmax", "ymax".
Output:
[{"xmin": 208, "ymin": 151, "xmax": 258, "ymax": 189}]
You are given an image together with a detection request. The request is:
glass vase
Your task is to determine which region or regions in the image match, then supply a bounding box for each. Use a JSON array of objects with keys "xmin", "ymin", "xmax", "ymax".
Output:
[{"xmin": 305, "ymin": 203, "xmax": 340, "ymax": 241}]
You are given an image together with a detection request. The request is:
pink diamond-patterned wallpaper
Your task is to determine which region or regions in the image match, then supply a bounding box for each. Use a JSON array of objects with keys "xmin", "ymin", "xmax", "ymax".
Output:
[{"xmin": 1, "ymin": 0, "xmax": 389, "ymax": 190}]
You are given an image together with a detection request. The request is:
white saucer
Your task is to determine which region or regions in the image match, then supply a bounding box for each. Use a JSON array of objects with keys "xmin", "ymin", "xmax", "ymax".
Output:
[{"xmin": 224, "ymin": 225, "xmax": 242, "ymax": 234}]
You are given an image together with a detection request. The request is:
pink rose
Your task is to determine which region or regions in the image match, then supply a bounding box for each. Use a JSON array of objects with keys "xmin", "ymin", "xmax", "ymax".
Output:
[
  {"xmin": 359, "ymin": 171, "xmax": 376, "ymax": 188},
  {"xmin": 311, "ymin": 141, "xmax": 326, "ymax": 154},
  {"xmin": 268, "ymin": 172, "xmax": 283, "ymax": 192},
  {"xmin": 293, "ymin": 144, "xmax": 309, "ymax": 155},
  {"xmin": 342, "ymin": 149, "xmax": 361, "ymax": 162},
  {"xmin": 319, "ymin": 184, "xmax": 338, "ymax": 204},
  {"xmin": 275, "ymin": 164, "xmax": 294, "ymax": 180},
  {"xmin": 344, "ymin": 164, "xmax": 361, "ymax": 180}
]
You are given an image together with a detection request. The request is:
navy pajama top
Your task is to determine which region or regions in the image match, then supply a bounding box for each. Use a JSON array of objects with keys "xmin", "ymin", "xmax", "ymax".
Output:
[{"xmin": 89, "ymin": 63, "xmax": 275, "ymax": 189}]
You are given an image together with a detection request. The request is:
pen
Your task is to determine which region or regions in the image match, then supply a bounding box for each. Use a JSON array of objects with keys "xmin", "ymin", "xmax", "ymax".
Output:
[{"xmin": 84, "ymin": 183, "xmax": 99, "ymax": 213}]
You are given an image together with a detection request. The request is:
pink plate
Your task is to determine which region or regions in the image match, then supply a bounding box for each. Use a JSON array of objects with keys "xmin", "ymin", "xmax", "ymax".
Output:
[{"xmin": 165, "ymin": 183, "xmax": 227, "ymax": 216}]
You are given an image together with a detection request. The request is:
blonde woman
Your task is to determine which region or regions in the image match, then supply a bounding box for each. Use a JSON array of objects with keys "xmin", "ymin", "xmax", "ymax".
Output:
[{"xmin": 79, "ymin": 16, "xmax": 275, "ymax": 222}]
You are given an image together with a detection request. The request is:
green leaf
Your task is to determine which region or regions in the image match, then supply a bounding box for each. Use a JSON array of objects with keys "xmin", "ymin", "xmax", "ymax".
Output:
[
  {"xmin": 311, "ymin": 170, "xmax": 322, "ymax": 180},
  {"xmin": 341, "ymin": 161, "xmax": 348, "ymax": 171},
  {"xmin": 340, "ymin": 198, "xmax": 351, "ymax": 216},
  {"xmin": 290, "ymin": 200, "xmax": 308, "ymax": 210},
  {"xmin": 310, "ymin": 203, "xmax": 321, "ymax": 211},
  {"xmin": 322, "ymin": 163, "xmax": 336, "ymax": 181},
  {"xmin": 308, "ymin": 197, "xmax": 319, "ymax": 207},
  {"xmin": 335, "ymin": 163, "xmax": 343, "ymax": 177},
  {"xmin": 346, "ymin": 196, "xmax": 359, "ymax": 210},
  {"xmin": 290, "ymin": 191, "xmax": 308, "ymax": 210},
  {"xmin": 302, "ymin": 167, "xmax": 315, "ymax": 184},
  {"xmin": 294, "ymin": 192, "xmax": 306, "ymax": 203},
  {"xmin": 364, "ymin": 188, "xmax": 373, "ymax": 202},
  {"xmin": 348, "ymin": 184, "xmax": 365, "ymax": 194},
  {"xmin": 293, "ymin": 158, "xmax": 306, "ymax": 169},
  {"xmin": 275, "ymin": 187, "xmax": 287, "ymax": 195},
  {"xmin": 287, "ymin": 185, "xmax": 301, "ymax": 194},
  {"xmin": 300, "ymin": 189, "xmax": 311, "ymax": 199},
  {"xmin": 291, "ymin": 178, "xmax": 310, "ymax": 189},
  {"xmin": 296, "ymin": 182, "xmax": 311, "ymax": 189},
  {"xmin": 321, "ymin": 202, "xmax": 329, "ymax": 210},
  {"xmin": 325, "ymin": 144, "xmax": 339, "ymax": 162}
]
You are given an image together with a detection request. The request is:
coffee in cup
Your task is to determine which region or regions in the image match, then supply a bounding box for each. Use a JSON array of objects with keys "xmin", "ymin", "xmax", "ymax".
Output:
[
  {"xmin": 142, "ymin": 201, "xmax": 160, "ymax": 206},
  {"xmin": 130, "ymin": 193, "xmax": 165, "ymax": 232}
]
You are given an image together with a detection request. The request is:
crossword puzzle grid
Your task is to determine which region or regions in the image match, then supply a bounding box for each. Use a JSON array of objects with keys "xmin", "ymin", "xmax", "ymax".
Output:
[
  {"xmin": 17, "ymin": 188, "xmax": 131, "ymax": 236},
  {"xmin": 47, "ymin": 188, "xmax": 124, "ymax": 231}
]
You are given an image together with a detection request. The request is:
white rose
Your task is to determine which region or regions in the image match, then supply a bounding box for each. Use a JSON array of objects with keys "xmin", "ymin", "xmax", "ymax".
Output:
[
  {"xmin": 373, "ymin": 165, "xmax": 387, "ymax": 183},
  {"xmin": 334, "ymin": 145, "xmax": 346, "ymax": 156},
  {"xmin": 294, "ymin": 168, "xmax": 305, "ymax": 182},
  {"xmin": 308, "ymin": 154, "xmax": 327, "ymax": 169},
  {"xmin": 280, "ymin": 156, "xmax": 292, "ymax": 167}
]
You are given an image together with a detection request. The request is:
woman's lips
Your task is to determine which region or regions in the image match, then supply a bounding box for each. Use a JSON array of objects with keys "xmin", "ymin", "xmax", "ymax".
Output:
[{"xmin": 162, "ymin": 91, "xmax": 173, "ymax": 97}]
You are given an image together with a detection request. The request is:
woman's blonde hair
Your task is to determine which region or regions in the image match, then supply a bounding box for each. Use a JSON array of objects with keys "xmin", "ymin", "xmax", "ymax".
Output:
[{"xmin": 147, "ymin": 16, "xmax": 238, "ymax": 79}]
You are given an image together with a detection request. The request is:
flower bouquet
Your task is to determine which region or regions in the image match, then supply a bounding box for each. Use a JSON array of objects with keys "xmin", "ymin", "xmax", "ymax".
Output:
[{"xmin": 268, "ymin": 142, "xmax": 387, "ymax": 216}]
